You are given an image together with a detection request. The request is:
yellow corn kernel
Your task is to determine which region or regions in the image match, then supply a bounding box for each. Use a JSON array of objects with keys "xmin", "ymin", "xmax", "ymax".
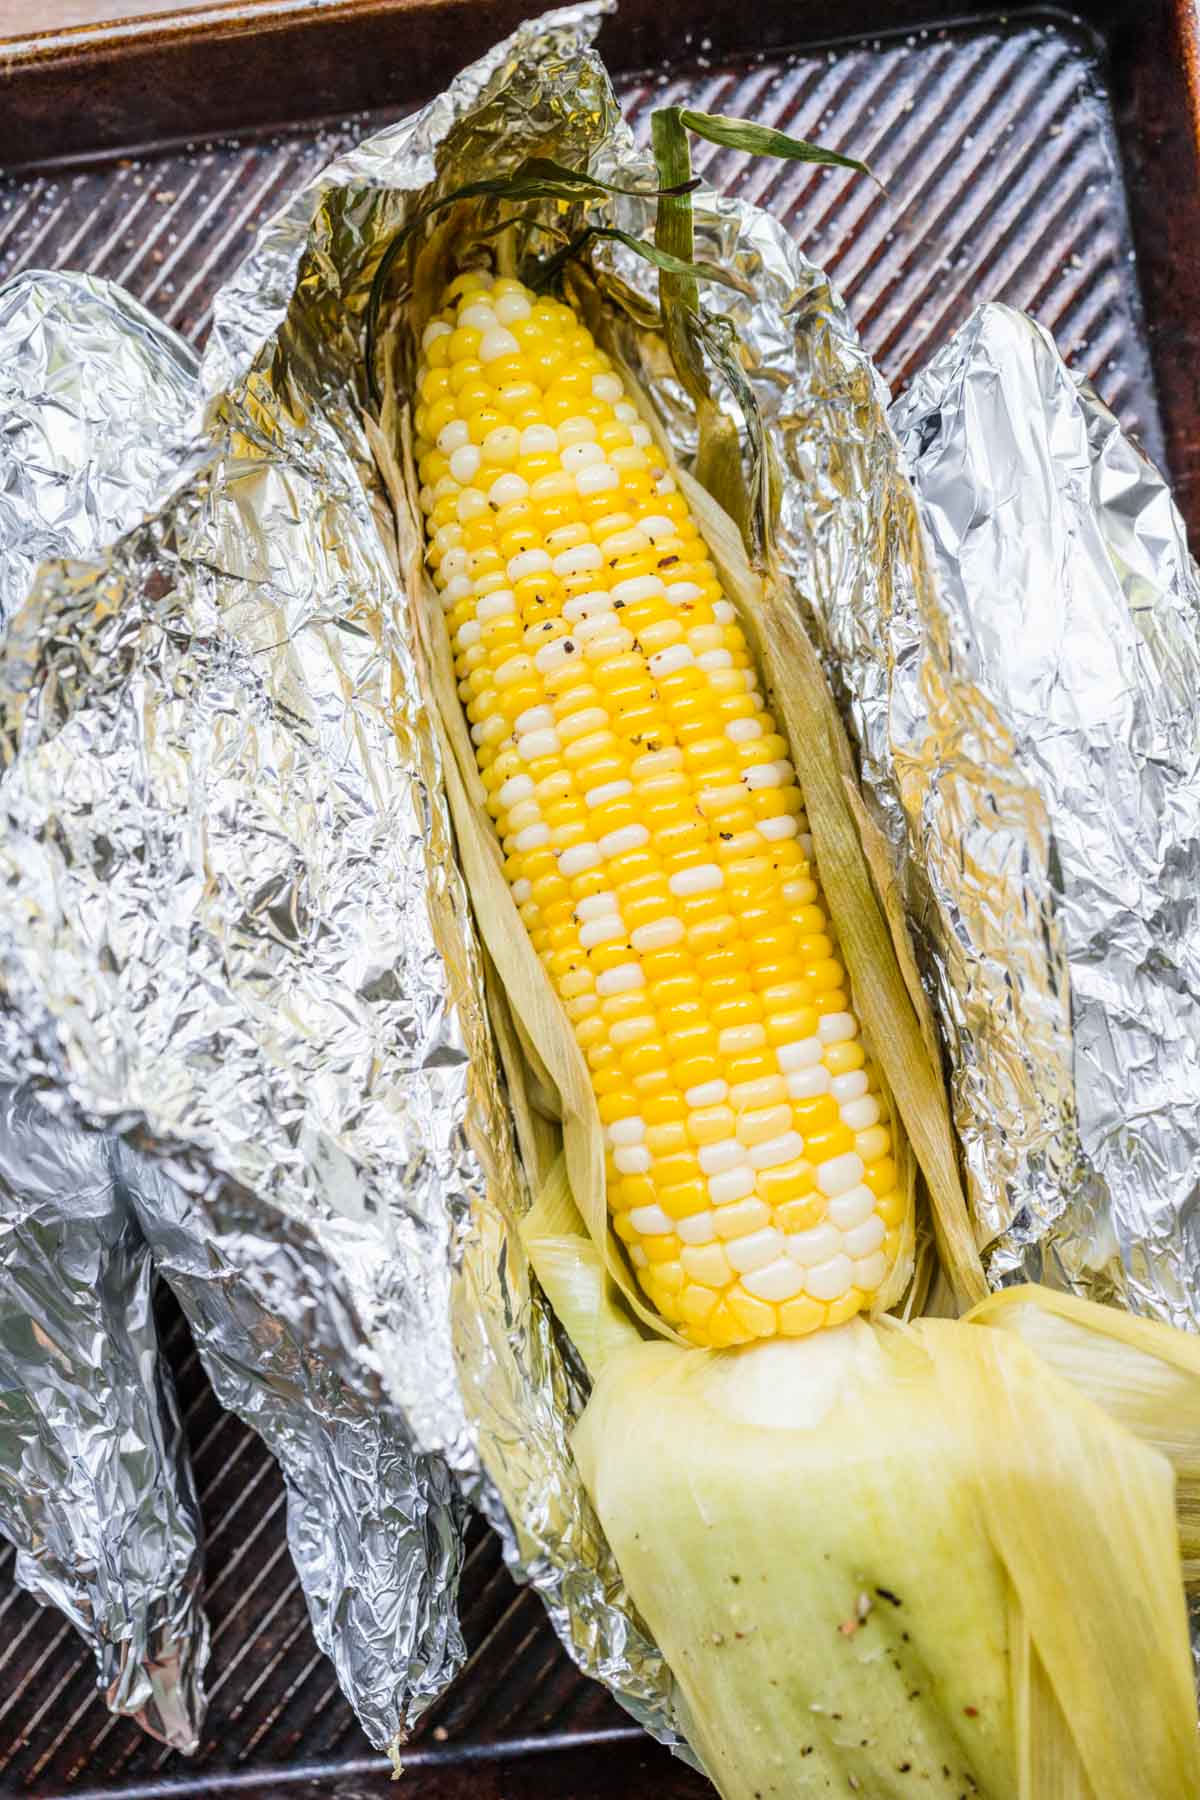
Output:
[
  {"xmin": 779, "ymin": 1294, "xmax": 827, "ymax": 1337},
  {"xmin": 725, "ymin": 1287, "xmax": 778, "ymax": 1338}
]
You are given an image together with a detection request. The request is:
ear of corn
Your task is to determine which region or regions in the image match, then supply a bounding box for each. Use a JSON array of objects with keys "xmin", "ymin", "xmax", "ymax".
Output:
[{"xmin": 413, "ymin": 270, "xmax": 912, "ymax": 1346}]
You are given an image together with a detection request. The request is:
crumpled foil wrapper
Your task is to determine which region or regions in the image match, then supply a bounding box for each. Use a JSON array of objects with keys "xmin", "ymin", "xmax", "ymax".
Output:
[
  {"xmin": 877, "ymin": 304, "xmax": 1200, "ymax": 1320},
  {"xmin": 0, "ymin": 270, "xmax": 468, "ymax": 1753},
  {"xmin": 0, "ymin": 1087, "xmax": 207, "ymax": 1750},
  {"xmin": 0, "ymin": 272, "xmax": 208, "ymax": 1750}
]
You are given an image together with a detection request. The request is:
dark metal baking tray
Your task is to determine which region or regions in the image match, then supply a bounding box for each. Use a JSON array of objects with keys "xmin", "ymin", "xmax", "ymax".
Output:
[{"xmin": 0, "ymin": 0, "xmax": 1197, "ymax": 1793}]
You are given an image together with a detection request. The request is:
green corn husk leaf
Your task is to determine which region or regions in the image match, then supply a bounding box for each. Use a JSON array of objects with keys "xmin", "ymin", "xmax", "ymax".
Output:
[
  {"xmin": 675, "ymin": 107, "xmax": 876, "ymax": 182},
  {"xmin": 523, "ymin": 1196, "xmax": 1200, "ymax": 1800}
]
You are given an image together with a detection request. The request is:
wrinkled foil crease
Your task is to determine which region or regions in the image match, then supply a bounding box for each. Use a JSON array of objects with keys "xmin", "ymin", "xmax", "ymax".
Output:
[
  {"xmin": 0, "ymin": 1087, "xmax": 207, "ymax": 1751},
  {"xmin": 0, "ymin": 271, "xmax": 209, "ymax": 1750},
  {"xmin": 882, "ymin": 305, "xmax": 1200, "ymax": 1320},
  {"xmin": 0, "ymin": 272, "xmax": 201, "ymax": 630},
  {"xmin": 0, "ymin": 7, "xmax": 680, "ymax": 1750}
]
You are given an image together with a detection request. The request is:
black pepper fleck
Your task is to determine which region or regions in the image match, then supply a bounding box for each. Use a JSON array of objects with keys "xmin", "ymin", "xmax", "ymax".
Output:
[
  {"xmin": 898, "ymin": 1763, "xmax": 911, "ymax": 1774},
  {"xmin": 875, "ymin": 1588, "xmax": 903, "ymax": 1607}
]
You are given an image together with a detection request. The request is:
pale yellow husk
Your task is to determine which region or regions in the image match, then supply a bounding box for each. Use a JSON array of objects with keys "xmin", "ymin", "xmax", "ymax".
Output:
[{"xmin": 525, "ymin": 1167, "xmax": 1200, "ymax": 1800}]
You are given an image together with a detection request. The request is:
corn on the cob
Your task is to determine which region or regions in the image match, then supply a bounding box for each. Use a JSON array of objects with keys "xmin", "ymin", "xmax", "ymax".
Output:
[{"xmin": 414, "ymin": 270, "xmax": 908, "ymax": 1347}]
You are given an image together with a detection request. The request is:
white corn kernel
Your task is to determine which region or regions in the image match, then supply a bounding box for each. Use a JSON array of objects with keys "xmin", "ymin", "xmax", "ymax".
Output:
[
  {"xmin": 477, "ymin": 589, "xmax": 516, "ymax": 620},
  {"xmin": 707, "ymin": 1166, "xmax": 757, "ymax": 1205},
  {"xmin": 449, "ymin": 444, "xmax": 481, "ymax": 483},
  {"xmin": 785, "ymin": 1222, "xmax": 842, "ymax": 1267},
  {"xmin": 677, "ymin": 1211, "xmax": 717, "ymax": 1246},
  {"xmin": 668, "ymin": 863, "xmax": 723, "ymax": 897},
  {"xmin": 576, "ymin": 463, "xmax": 620, "ymax": 495},
  {"xmin": 563, "ymin": 591, "xmax": 614, "ymax": 620},
  {"xmin": 631, "ymin": 917, "xmax": 685, "ymax": 952},
  {"xmin": 508, "ymin": 548, "xmax": 552, "ymax": 582},
  {"xmin": 842, "ymin": 1096, "xmax": 881, "ymax": 1132},
  {"xmin": 598, "ymin": 824, "xmax": 649, "ymax": 858},
  {"xmin": 608, "ymin": 1117, "xmax": 646, "ymax": 1147},
  {"xmin": 786, "ymin": 1066, "xmax": 830, "ymax": 1101},
  {"xmin": 854, "ymin": 1251, "xmax": 888, "ymax": 1290},
  {"xmin": 595, "ymin": 963, "xmax": 645, "ymax": 996},
  {"xmin": 830, "ymin": 1071, "xmax": 870, "ymax": 1103},
  {"xmin": 749, "ymin": 1132, "xmax": 807, "ymax": 1172},
  {"xmin": 630, "ymin": 1203, "xmax": 674, "ymax": 1234},
  {"xmin": 776, "ymin": 1036, "xmax": 822, "ymax": 1071},
  {"xmin": 577, "ymin": 892, "xmax": 619, "ymax": 922},
  {"xmin": 698, "ymin": 1139, "xmax": 745, "ymax": 1176},
  {"xmin": 758, "ymin": 815, "xmax": 799, "ymax": 841},
  {"xmin": 520, "ymin": 424, "xmax": 558, "ymax": 455},
  {"xmin": 585, "ymin": 779, "xmax": 633, "ymax": 808},
  {"xmin": 726, "ymin": 717, "xmax": 764, "ymax": 743},
  {"xmin": 580, "ymin": 918, "xmax": 626, "ymax": 948},
  {"xmin": 743, "ymin": 762, "xmax": 784, "ymax": 790},
  {"xmin": 816, "ymin": 1153, "xmax": 866, "ymax": 1198},
  {"xmin": 615, "ymin": 1147, "xmax": 653, "ymax": 1176},
  {"xmin": 437, "ymin": 419, "xmax": 471, "ymax": 454},
  {"xmin": 742, "ymin": 1258, "xmax": 806, "ymax": 1302},
  {"xmin": 489, "ymin": 472, "xmax": 528, "ymax": 507},
  {"xmin": 649, "ymin": 644, "xmax": 694, "ymax": 678},
  {"xmin": 495, "ymin": 291, "xmax": 532, "ymax": 325},
  {"xmin": 725, "ymin": 1228, "xmax": 785, "ymax": 1274},
  {"xmin": 686, "ymin": 1080, "xmax": 729, "ymax": 1107},
  {"xmin": 804, "ymin": 1254, "xmax": 855, "ymax": 1302},
  {"xmin": 843, "ymin": 1215, "xmax": 885, "ymax": 1259},
  {"xmin": 554, "ymin": 543, "xmax": 603, "ymax": 577},
  {"xmin": 559, "ymin": 843, "xmax": 601, "ymax": 875},
  {"xmin": 612, "ymin": 574, "xmax": 667, "ymax": 606},
  {"xmin": 518, "ymin": 729, "xmax": 560, "ymax": 761},
  {"xmin": 819, "ymin": 1012, "xmax": 858, "ymax": 1044},
  {"xmin": 514, "ymin": 701, "xmax": 553, "ymax": 731}
]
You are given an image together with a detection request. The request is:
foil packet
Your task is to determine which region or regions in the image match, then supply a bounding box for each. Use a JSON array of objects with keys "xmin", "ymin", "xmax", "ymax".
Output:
[
  {"xmin": 0, "ymin": 1087, "xmax": 207, "ymax": 1751},
  {"xmin": 0, "ymin": 272, "xmax": 208, "ymax": 1750},
  {"xmin": 0, "ymin": 271, "xmax": 468, "ymax": 1754},
  {"xmin": 1, "ymin": 0, "xmax": 1198, "ymax": 1756},
  {"xmin": 881, "ymin": 304, "xmax": 1200, "ymax": 1322}
]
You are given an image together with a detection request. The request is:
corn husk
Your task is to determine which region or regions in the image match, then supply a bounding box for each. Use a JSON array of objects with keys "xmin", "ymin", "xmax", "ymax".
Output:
[
  {"xmin": 523, "ymin": 1184, "xmax": 1200, "ymax": 1800},
  {"xmin": 967, "ymin": 1285, "xmax": 1200, "ymax": 1585}
]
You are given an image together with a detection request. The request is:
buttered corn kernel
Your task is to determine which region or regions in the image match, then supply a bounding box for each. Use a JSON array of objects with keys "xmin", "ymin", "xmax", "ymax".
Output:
[{"xmin": 416, "ymin": 272, "xmax": 908, "ymax": 1346}]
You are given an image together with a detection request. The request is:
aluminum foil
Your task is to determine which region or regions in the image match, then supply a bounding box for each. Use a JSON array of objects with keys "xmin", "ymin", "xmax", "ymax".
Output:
[
  {"xmin": 0, "ymin": 271, "xmax": 200, "ymax": 630},
  {"xmin": 0, "ymin": 271, "xmax": 208, "ymax": 1751},
  {"xmin": 878, "ymin": 304, "xmax": 1200, "ymax": 1320},
  {"xmin": 0, "ymin": 1087, "xmax": 207, "ymax": 1751},
  {"xmin": 0, "ymin": 270, "xmax": 470, "ymax": 1753}
]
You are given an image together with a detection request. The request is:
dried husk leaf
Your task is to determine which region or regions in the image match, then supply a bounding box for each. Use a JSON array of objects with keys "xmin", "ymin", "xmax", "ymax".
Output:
[
  {"xmin": 929, "ymin": 1312, "xmax": 1200, "ymax": 1800},
  {"xmin": 969, "ymin": 1284, "xmax": 1200, "ymax": 1583}
]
